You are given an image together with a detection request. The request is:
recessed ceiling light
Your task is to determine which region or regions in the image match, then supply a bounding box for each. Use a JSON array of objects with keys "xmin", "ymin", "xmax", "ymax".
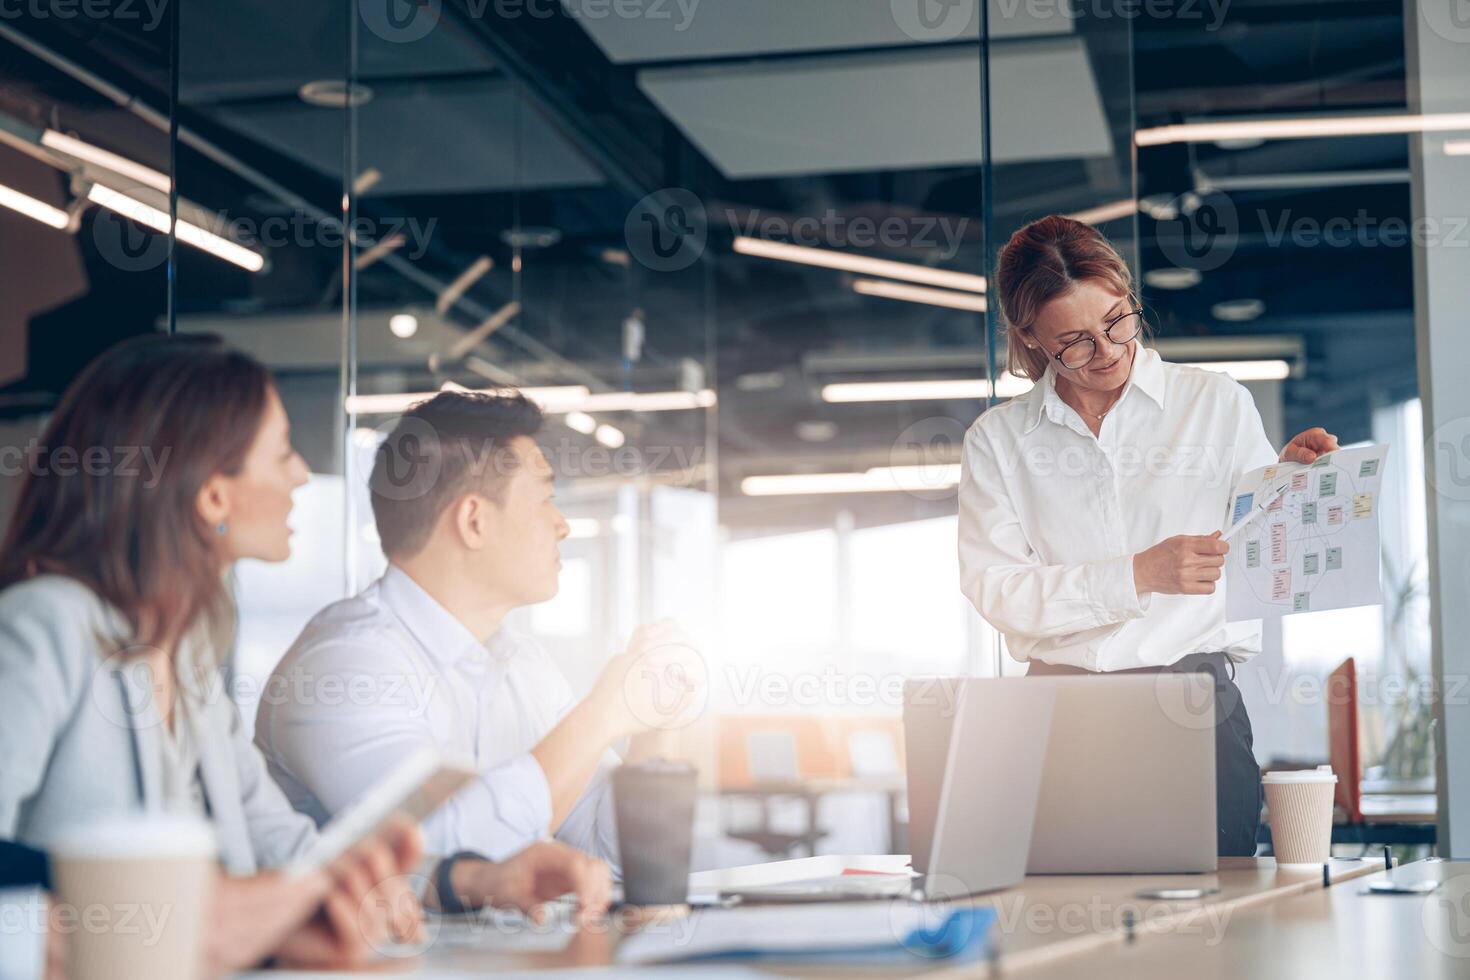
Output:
[
  {"xmin": 594, "ymin": 424, "xmax": 626, "ymax": 449},
  {"xmin": 565, "ymin": 411, "xmax": 598, "ymax": 435},
  {"xmin": 794, "ymin": 420, "xmax": 838, "ymax": 443},
  {"xmin": 1213, "ymin": 137, "xmax": 1266, "ymax": 150},
  {"xmin": 388, "ymin": 313, "xmax": 418, "ymax": 339},
  {"xmin": 736, "ymin": 371, "xmax": 785, "ymax": 392},
  {"xmin": 298, "ymin": 80, "xmax": 373, "ymax": 108},
  {"xmin": 1211, "ymin": 298, "xmax": 1266, "ymax": 322},
  {"xmin": 1138, "ymin": 195, "xmax": 1181, "ymax": 221},
  {"xmin": 501, "ymin": 227, "xmax": 562, "ymax": 249},
  {"xmin": 1144, "ymin": 267, "xmax": 1203, "ymax": 290}
]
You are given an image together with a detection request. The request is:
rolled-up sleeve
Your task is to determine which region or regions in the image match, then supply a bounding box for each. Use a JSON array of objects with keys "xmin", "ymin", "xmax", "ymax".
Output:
[
  {"xmin": 255, "ymin": 640, "xmax": 555, "ymax": 862},
  {"xmin": 958, "ymin": 424, "xmax": 1148, "ymax": 643},
  {"xmin": 1232, "ymin": 382, "xmax": 1281, "ymax": 482}
]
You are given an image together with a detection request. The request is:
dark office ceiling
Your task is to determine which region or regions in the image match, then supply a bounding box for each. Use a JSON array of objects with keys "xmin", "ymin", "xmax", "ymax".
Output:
[{"xmin": 0, "ymin": 0, "xmax": 1420, "ymax": 529}]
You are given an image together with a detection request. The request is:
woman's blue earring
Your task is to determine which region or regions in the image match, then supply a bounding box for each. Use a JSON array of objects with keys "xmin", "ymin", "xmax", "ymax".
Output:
[{"xmin": 215, "ymin": 522, "xmax": 228, "ymax": 535}]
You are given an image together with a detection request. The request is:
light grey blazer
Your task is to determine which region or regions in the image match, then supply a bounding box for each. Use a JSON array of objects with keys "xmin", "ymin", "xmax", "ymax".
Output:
[{"xmin": 0, "ymin": 575, "xmax": 317, "ymax": 874}]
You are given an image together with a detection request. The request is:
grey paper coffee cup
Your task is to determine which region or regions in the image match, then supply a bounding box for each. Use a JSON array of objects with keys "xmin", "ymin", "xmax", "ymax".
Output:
[{"xmin": 613, "ymin": 761, "xmax": 697, "ymax": 906}]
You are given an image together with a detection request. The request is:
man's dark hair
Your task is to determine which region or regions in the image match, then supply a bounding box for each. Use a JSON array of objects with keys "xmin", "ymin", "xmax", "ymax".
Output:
[{"xmin": 369, "ymin": 390, "xmax": 544, "ymax": 558}]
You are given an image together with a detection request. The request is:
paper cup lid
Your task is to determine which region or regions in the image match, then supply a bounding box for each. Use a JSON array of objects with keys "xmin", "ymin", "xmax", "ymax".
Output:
[
  {"xmin": 47, "ymin": 814, "xmax": 217, "ymax": 860},
  {"xmin": 1262, "ymin": 765, "xmax": 1338, "ymax": 785}
]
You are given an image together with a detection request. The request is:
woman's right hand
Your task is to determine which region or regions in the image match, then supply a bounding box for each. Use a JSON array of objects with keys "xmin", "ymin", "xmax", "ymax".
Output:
[
  {"xmin": 1133, "ymin": 532, "xmax": 1229, "ymax": 596},
  {"xmin": 266, "ymin": 817, "xmax": 425, "ymax": 972}
]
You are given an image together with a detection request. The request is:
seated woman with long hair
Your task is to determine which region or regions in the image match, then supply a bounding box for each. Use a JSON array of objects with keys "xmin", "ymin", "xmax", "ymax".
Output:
[{"xmin": 0, "ymin": 335, "xmax": 608, "ymax": 974}]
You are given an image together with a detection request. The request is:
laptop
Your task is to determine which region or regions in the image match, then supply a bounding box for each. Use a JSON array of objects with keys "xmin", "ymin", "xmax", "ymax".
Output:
[
  {"xmin": 906, "ymin": 673, "xmax": 1218, "ymax": 876},
  {"xmin": 718, "ymin": 679, "xmax": 1056, "ymax": 903}
]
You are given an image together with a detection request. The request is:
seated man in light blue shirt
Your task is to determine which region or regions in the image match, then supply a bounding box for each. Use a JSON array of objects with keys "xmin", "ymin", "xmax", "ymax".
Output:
[{"xmin": 255, "ymin": 391, "xmax": 702, "ymax": 865}]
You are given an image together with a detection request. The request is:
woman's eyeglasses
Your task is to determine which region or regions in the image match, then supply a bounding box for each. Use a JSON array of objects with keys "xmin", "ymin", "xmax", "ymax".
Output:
[{"xmin": 1036, "ymin": 309, "xmax": 1144, "ymax": 371}]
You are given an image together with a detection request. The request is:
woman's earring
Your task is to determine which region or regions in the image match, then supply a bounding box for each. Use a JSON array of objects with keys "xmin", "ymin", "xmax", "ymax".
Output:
[{"xmin": 215, "ymin": 522, "xmax": 228, "ymax": 536}]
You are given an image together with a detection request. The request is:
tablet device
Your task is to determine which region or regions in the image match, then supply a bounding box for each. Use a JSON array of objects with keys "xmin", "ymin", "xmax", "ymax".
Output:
[{"xmin": 286, "ymin": 747, "xmax": 477, "ymax": 877}]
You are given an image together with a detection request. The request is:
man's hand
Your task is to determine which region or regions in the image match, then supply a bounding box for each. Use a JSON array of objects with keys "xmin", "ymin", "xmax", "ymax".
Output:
[
  {"xmin": 449, "ymin": 842, "xmax": 611, "ymax": 924},
  {"xmin": 591, "ymin": 620, "xmax": 707, "ymax": 739},
  {"xmin": 1282, "ymin": 427, "xmax": 1340, "ymax": 465},
  {"xmin": 1133, "ymin": 532, "xmax": 1230, "ymax": 596}
]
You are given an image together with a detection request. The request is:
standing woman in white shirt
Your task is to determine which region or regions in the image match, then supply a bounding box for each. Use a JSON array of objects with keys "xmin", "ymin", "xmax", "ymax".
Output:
[{"xmin": 959, "ymin": 216, "xmax": 1338, "ymax": 854}]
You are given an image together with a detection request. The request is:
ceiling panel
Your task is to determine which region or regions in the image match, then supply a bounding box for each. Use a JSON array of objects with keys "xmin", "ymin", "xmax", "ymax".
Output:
[
  {"xmin": 637, "ymin": 39, "xmax": 1112, "ymax": 179},
  {"xmin": 566, "ymin": 0, "xmax": 1072, "ymax": 63},
  {"xmin": 179, "ymin": 0, "xmax": 496, "ymax": 104},
  {"xmin": 208, "ymin": 78, "xmax": 605, "ymax": 195}
]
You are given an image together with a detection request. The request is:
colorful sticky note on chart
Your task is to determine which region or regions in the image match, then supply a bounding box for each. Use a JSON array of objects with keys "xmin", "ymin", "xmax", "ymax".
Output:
[
  {"xmin": 1303, "ymin": 502, "xmax": 1317, "ymax": 524},
  {"xmin": 1319, "ymin": 472, "xmax": 1337, "ymax": 496},
  {"xmin": 1360, "ymin": 459, "xmax": 1380, "ymax": 478},
  {"xmin": 1304, "ymin": 552, "xmax": 1320, "ymax": 575},
  {"xmin": 1246, "ymin": 539, "xmax": 1261, "ymax": 568},
  {"xmin": 1328, "ymin": 505, "xmax": 1344, "ymax": 526},
  {"xmin": 1291, "ymin": 472, "xmax": 1308, "ymax": 491},
  {"xmin": 1293, "ymin": 592, "xmax": 1310, "ymax": 612},
  {"xmin": 1326, "ymin": 547, "xmax": 1343, "ymax": 571},
  {"xmin": 1273, "ymin": 570, "xmax": 1291, "ymax": 601},
  {"xmin": 1232, "ymin": 493, "xmax": 1254, "ymax": 525},
  {"xmin": 1353, "ymin": 493, "xmax": 1374, "ymax": 519},
  {"xmin": 1271, "ymin": 523, "xmax": 1287, "ymax": 565}
]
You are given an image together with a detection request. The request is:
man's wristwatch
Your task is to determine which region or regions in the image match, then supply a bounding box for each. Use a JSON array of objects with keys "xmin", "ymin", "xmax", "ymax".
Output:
[{"xmin": 434, "ymin": 850, "xmax": 488, "ymax": 915}]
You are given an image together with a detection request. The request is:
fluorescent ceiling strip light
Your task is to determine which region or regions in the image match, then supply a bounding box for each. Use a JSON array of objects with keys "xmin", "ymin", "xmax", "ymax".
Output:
[
  {"xmin": 820, "ymin": 360, "xmax": 1290, "ymax": 404},
  {"xmin": 1137, "ymin": 112, "xmax": 1470, "ymax": 147},
  {"xmin": 572, "ymin": 389, "xmax": 717, "ymax": 413},
  {"xmin": 853, "ymin": 279, "xmax": 988, "ymax": 313},
  {"xmin": 741, "ymin": 464, "xmax": 963, "ymax": 497},
  {"xmin": 1446, "ymin": 139, "xmax": 1470, "ymax": 156},
  {"xmin": 1184, "ymin": 359, "xmax": 1291, "ymax": 382},
  {"xmin": 347, "ymin": 384, "xmax": 717, "ymax": 416},
  {"xmin": 1066, "ymin": 199, "xmax": 1138, "ymax": 225},
  {"xmin": 41, "ymin": 130, "xmax": 171, "ymax": 192},
  {"xmin": 734, "ymin": 236, "xmax": 986, "ymax": 293},
  {"xmin": 0, "ymin": 182, "xmax": 68, "ymax": 229},
  {"xmin": 822, "ymin": 376, "xmax": 1033, "ymax": 402},
  {"xmin": 86, "ymin": 184, "xmax": 265, "ymax": 272}
]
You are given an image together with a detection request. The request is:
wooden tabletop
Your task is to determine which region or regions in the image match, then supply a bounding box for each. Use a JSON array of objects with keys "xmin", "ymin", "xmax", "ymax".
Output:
[
  {"xmin": 1011, "ymin": 858, "xmax": 1466, "ymax": 980},
  {"xmin": 304, "ymin": 855, "xmax": 1387, "ymax": 977}
]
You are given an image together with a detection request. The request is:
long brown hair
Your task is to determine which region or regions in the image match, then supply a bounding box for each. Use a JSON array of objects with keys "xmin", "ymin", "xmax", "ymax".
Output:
[
  {"xmin": 0, "ymin": 334, "xmax": 273, "ymax": 653},
  {"xmin": 995, "ymin": 216, "xmax": 1141, "ymax": 382}
]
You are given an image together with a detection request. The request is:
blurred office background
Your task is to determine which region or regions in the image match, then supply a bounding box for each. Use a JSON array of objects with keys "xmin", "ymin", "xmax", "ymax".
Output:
[{"xmin": 0, "ymin": 0, "xmax": 1463, "ymax": 861}]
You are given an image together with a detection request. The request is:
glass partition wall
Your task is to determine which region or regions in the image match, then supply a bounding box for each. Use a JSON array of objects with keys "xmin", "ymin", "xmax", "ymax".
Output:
[
  {"xmin": 159, "ymin": 1, "xmax": 1129, "ymax": 753},
  {"xmin": 126, "ymin": 0, "xmax": 1436, "ymax": 842}
]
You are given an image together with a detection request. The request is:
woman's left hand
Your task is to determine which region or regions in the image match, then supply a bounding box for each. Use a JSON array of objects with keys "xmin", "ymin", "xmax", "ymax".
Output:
[{"xmin": 1282, "ymin": 427, "xmax": 1339, "ymax": 465}]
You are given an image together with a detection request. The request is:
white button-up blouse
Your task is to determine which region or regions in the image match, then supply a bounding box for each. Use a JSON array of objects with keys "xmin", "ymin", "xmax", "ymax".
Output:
[{"xmin": 959, "ymin": 346, "xmax": 1279, "ymax": 671}]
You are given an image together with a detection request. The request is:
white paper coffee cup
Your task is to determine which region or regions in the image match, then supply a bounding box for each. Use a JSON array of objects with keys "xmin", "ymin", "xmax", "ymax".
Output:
[
  {"xmin": 1263, "ymin": 765, "xmax": 1337, "ymax": 867},
  {"xmin": 48, "ymin": 815, "xmax": 217, "ymax": 980}
]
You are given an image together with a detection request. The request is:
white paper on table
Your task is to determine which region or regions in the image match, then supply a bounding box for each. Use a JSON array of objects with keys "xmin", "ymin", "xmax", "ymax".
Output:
[
  {"xmin": 1222, "ymin": 443, "xmax": 1389, "ymax": 621},
  {"xmin": 613, "ymin": 901, "xmax": 947, "ymax": 965}
]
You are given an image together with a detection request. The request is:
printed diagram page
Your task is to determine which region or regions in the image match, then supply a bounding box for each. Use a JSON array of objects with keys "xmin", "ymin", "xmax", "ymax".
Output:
[{"xmin": 1223, "ymin": 444, "xmax": 1390, "ymax": 621}]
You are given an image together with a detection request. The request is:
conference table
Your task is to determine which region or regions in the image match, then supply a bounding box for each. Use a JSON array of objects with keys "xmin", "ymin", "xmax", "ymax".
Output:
[{"xmin": 245, "ymin": 853, "xmax": 1468, "ymax": 977}]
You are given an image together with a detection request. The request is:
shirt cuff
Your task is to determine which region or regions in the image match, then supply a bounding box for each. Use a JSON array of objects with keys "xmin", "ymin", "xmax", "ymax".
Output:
[{"xmin": 1087, "ymin": 554, "xmax": 1149, "ymax": 624}]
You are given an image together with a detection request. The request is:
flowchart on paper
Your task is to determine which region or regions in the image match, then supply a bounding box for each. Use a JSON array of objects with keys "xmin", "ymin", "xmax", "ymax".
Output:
[{"xmin": 1223, "ymin": 444, "xmax": 1389, "ymax": 621}]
